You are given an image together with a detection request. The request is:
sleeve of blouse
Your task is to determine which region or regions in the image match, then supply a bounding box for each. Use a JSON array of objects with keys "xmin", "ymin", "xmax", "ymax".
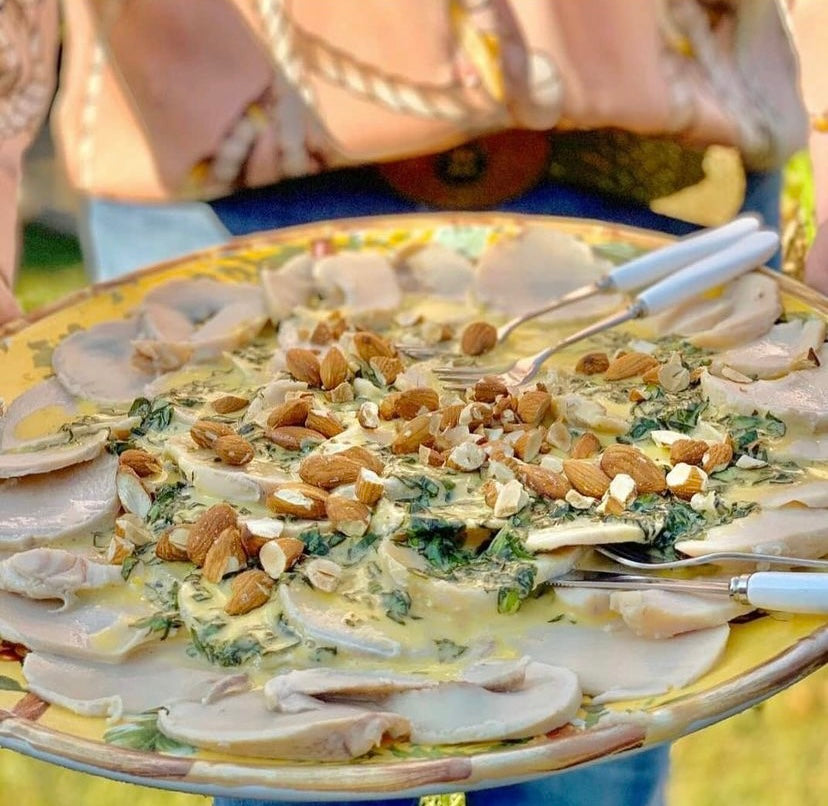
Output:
[{"xmin": 0, "ymin": 0, "xmax": 59, "ymax": 324}]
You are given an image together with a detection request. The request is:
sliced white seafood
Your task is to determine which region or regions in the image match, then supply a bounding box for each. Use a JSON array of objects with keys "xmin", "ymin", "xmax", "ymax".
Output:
[
  {"xmin": 0, "ymin": 548, "xmax": 123, "ymax": 604},
  {"xmin": 157, "ymin": 690, "xmax": 409, "ymax": 760},
  {"xmin": 518, "ymin": 622, "xmax": 730, "ymax": 702},
  {"xmin": 711, "ymin": 319, "xmax": 825, "ymax": 380},
  {"xmin": 0, "ymin": 452, "xmax": 119, "ymax": 551},
  {"xmin": 675, "ymin": 507, "xmax": 828, "ymax": 559},
  {"xmin": 52, "ymin": 319, "xmax": 157, "ymax": 406},
  {"xmin": 313, "ymin": 251, "xmax": 402, "ymax": 315},
  {"xmin": 656, "ymin": 273, "xmax": 781, "ymax": 349},
  {"xmin": 553, "ymin": 587, "xmax": 612, "ymax": 618},
  {"xmin": 763, "ymin": 481, "xmax": 828, "ymax": 509},
  {"xmin": 0, "ymin": 590, "xmax": 157, "ymax": 662},
  {"xmin": 21, "ymin": 641, "xmax": 237, "ymax": 719},
  {"xmin": 135, "ymin": 279, "xmax": 267, "ymax": 370},
  {"xmin": 380, "ymin": 662, "xmax": 581, "ymax": 744},
  {"xmin": 458, "ymin": 657, "xmax": 530, "ymax": 692},
  {"xmin": 526, "ymin": 521, "xmax": 645, "ymax": 553},
  {"xmin": 265, "ymin": 668, "xmax": 437, "ymax": 712},
  {"xmin": 474, "ymin": 227, "xmax": 619, "ymax": 319},
  {"xmin": 772, "ymin": 437, "xmax": 828, "ymax": 463},
  {"xmin": 278, "ymin": 580, "xmax": 406, "ymax": 658},
  {"xmin": 400, "ymin": 243, "xmax": 475, "ymax": 300},
  {"xmin": 0, "ymin": 378, "xmax": 80, "ymax": 450},
  {"xmin": 166, "ymin": 434, "xmax": 289, "ymax": 502},
  {"xmin": 0, "ymin": 429, "xmax": 108, "ymax": 479},
  {"xmin": 260, "ymin": 253, "xmax": 315, "ymax": 323},
  {"xmin": 701, "ymin": 346, "xmax": 828, "ymax": 432},
  {"xmin": 609, "ymin": 590, "xmax": 750, "ymax": 639}
]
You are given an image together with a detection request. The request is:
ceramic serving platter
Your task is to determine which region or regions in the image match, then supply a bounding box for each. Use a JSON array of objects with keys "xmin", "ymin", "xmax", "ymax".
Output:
[{"xmin": 0, "ymin": 213, "xmax": 826, "ymax": 802}]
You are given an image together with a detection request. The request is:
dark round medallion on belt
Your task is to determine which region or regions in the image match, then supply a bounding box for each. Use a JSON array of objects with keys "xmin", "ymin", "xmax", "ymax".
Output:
[
  {"xmin": 435, "ymin": 143, "xmax": 488, "ymax": 186},
  {"xmin": 377, "ymin": 129, "xmax": 552, "ymax": 209}
]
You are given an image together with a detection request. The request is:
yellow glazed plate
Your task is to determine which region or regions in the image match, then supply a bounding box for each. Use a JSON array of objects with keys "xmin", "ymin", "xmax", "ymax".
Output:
[{"xmin": 0, "ymin": 213, "xmax": 826, "ymax": 801}]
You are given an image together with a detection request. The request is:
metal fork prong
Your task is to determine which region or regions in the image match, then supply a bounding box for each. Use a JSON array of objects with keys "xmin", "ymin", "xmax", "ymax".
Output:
[{"xmin": 434, "ymin": 367, "xmax": 508, "ymax": 380}]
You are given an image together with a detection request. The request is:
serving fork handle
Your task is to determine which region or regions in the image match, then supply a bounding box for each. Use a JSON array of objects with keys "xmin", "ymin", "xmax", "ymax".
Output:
[{"xmin": 730, "ymin": 572, "xmax": 828, "ymax": 613}]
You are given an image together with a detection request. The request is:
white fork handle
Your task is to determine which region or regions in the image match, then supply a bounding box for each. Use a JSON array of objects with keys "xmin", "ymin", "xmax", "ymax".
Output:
[
  {"xmin": 735, "ymin": 572, "xmax": 828, "ymax": 614},
  {"xmin": 608, "ymin": 214, "xmax": 762, "ymax": 293},
  {"xmin": 636, "ymin": 229, "xmax": 779, "ymax": 316}
]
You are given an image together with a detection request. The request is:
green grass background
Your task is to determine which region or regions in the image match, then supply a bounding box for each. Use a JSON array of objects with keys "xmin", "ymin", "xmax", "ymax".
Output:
[{"xmin": 3, "ymin": 199, "xmax": 827, "ymax": 804}]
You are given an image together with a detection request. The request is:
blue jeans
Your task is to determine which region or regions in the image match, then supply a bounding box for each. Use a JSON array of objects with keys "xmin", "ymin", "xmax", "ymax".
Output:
[{"xmin": 82, "ymin": 168, "xmax": 780, "ymax": 805}]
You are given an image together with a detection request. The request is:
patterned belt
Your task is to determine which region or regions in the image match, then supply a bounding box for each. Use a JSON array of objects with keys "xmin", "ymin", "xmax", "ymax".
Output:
[{"xmin": 377, "ymin": 128, "xmax": 707, "ymax": 210}]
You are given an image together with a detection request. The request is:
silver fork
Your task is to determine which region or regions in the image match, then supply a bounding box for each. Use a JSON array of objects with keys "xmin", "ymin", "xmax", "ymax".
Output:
[
  {"xmin": 596, "ymin": 545, "xmax": 828, "ymax": 571},
  {"xmin": 399, "ymin": 214, "xmax": 762, "ymax": 359},
  {"xmin": 434, "ymin": 228, "xmax": 779, "ymax": 390}
]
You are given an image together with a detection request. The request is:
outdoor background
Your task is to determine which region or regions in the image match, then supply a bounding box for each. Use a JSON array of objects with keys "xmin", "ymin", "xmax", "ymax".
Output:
[{"xmin": 0, "ymin": 142, "xmax": 826, "ymax": 805}]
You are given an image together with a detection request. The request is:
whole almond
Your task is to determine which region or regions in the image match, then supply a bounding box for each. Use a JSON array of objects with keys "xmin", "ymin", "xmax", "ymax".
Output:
[
  {"xmin": 600, "ymin": 444, "xmax": 666, "ymax": 493},
  {"xmin": 391, "ymin": 413, "xmax": 434, "ymax": 454},
  {"xmin": 116, "ymin": 466, "xmax": 152, "ymax": 518},
  {"xmin": 286, "ymin": 348, "xmax": 322, "ymax": 386},
  {"xmin": 187, "ymin": 503, "xmax": 238, "ymax": 566},
  {"xmin": 267, "ymin": 398, "xmax": 312, "ymax": 428},
  {"xmin": 119, "ymin": 448, "xmax": 161, "ymax": 478},
  {"xmin": 260, "ymin": 536, "xmax": 305, "ymax": 578},
  {"xmin": 320, "ymin": 347, "xmax": 349, "ymax": 390},
  {"xmin": 370, "ymin": 355, "xmax": 404, "ymax": 386},
  {"xmin": 266, "ymin": 425, "xmax": 327, "ymax": 451},
  {"xmin": 310, "ymin": 320, "xmax": 333, "ymax": 345},
  {"xmin": 326, "ymin": 495, "xmax": 372, "ymax": 537},
  {"xmin": 516, "ymin": 390, "xmax": 552, "ymax": 426},
  {"xmin": 267, "ymin": 482, "xmax": 329, "ymax": 519},
  {"xmin": 604, "ymin": 352, "xmax": 660, "ymax": 381},
  {"xmin": 563, "ymin": 459, "xmax": 612, "ymax": 497},
  {"xmin": 515, "ymin": 462, "xmax": 572, "ymax": 500},
  {"xmin": 379, "ymin": 393, "xmax": 401, "ymax": 420},
  {"xmin": 202, "ymin": 526, "xmax": 247, "ymax": 583},
  {"xmin": 353, "ymin": 331, "xmax": 395, "ymax": 361},
  {"xmin": 212, "ymin": 395, "xmax": 249, "ymax": 414},
  {"xmin": 570, "ymin": 432, "xmax": 601, "ymax": 459},
  {"xmin": 225, "ymin": 569, "xmax": 274, "ymax": 616},
  {"xmin": 355, "ymin": 467, "xmax": 385, "ymax": 506},
  {"xmin": 338, "ymin": 445, "xmax": 385, "ymax": 475},
  {"xmin": 473, "ymin": 375, "xmax": 508, "ymax": 403},
  {"xmin": 396, "ymin": 387, "xmax": 440, "ymax": 419},
  {"xmin": 191, "ymin": 419, "xmax": 235, "ymax": 448},
  {"xmin": 298, "ymin": 453, "xmax": 362, "ymax": 489},
  {"xmin": 703, "ymin": 442, "xmax": 733, "ymax": 474},
  {"xmin": 460, "ymin": 321, "xmax": 497, "ymax": 356},
  {"xmin": 575, "ymin": 352, "xmax": 610, "ymax": 375},
  {"xmin": 669, "ymin": 439, "xmax": 709, "ymax": 467},
  {"xmin": 305, "ymin": 408, "xmax": 345, "ymax": 438},
  {"xmin": 641, "ymin": 365, "xmax": 662, "ymax": 386},
  {"xmin": 214, "ymin": 434, "xmax": 255, "ymax": 465}
]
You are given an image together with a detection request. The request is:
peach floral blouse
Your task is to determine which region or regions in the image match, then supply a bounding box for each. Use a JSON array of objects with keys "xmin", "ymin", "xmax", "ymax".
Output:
[{"xmin": 0, "ymin": 0, "xmax": 810, "ymax": 316}]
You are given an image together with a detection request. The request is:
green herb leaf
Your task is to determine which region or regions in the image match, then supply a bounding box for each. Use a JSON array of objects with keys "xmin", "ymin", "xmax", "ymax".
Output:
[
  {"xmin": 104, "ymin": 712, "xmax": 195, "ymax": 755},
  {"xmin": 434, "ymin": 638, "xmax": 468, "ymax": 662},
  {"xmin": 0, "ymin": 675, "xmax": 25, "ymax": 692},
  {"xmin": 381, "ymin": 589, "xmax": 412, "ymax": 624}
]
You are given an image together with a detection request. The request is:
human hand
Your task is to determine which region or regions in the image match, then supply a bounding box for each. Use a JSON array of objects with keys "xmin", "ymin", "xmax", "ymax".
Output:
[
  {"xmin": 0, "ymin": 274, "xmax": 21, "ymax": 327},
  {"xmin": 804, "ymin": 219, "xmax": 828, "ymax": 295}
]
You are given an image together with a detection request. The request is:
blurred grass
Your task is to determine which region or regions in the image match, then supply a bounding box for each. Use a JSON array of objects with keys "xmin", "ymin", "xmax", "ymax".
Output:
[{"xmin": 4, "ymin": 181, "xmax": 827, "ymax": 805}]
